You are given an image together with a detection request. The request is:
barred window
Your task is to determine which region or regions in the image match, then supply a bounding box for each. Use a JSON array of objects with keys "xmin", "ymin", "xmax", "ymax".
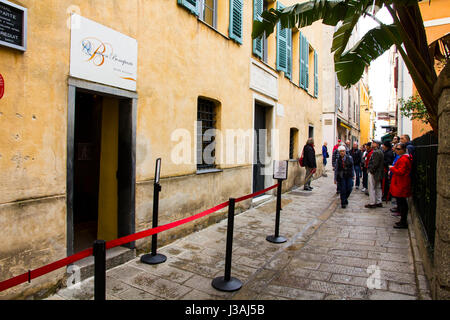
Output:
[
  {"xmin": 197, "ymin": 98, "xmax": 216, "ymax": 170},
  {"xmin": 289, "ymin": 128, "xmax": 298, "ymax": 160}
]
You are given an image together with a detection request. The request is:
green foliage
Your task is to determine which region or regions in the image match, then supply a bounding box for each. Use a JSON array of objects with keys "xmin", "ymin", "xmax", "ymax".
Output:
[{"xmin": 398, "ymin": 95, "xmax": 430, "ymax": 125}]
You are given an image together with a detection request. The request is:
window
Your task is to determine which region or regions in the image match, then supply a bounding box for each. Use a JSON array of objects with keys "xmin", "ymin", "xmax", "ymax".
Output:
[
  {"xmin": 229, "ymin": 0, "xmax": 244, "ymax": 44},
  {"xmin": 197, "ymin": 98, "xmax": 217, "ymax": 170},
  {"xmin": 289, "ymin": 128, "xmax": 299, "ymax": 160},
  {"xmin": 178, "ymin": 0, "xmax": 243, "ymax": 44},
  {"xmin": 253, "ymin": 0, "xmax": 269, "ymax": 63},
  {"xmin": 198, "ymin": 0, "xmax": 216, "ymax": 28},
  {"xmin": 276, "ymin": 2, "xmax": 292, "ymax": 79},
  {"xmin": 314, "ymin": 50, "xmax": 318, "ymax": 97},
  {"xmin": 299, "ymin": 32, "xmax": 309, "ymax": 90},
  {"xmin": 308, "ymin": 125, "xmax": 314, "ymax": 139},
  {"xmin": 336, "ymin": 75, "xmax": 343, "ymax": 112}
]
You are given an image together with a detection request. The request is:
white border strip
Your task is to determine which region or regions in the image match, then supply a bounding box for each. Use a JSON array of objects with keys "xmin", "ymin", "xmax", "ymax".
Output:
[{"xmin": 424, "ymin": 17, "xmax": 450, "ymax": 28}]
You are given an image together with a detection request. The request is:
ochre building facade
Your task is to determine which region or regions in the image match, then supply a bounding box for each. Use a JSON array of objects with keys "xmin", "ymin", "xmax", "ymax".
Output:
[{"xmin": 0, "ymin": 0, "xmax": 330, "ymax": 299}]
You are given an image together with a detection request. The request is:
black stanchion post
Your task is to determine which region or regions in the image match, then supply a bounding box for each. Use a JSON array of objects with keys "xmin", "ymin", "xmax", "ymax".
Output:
[
  {"xmin": 266, "ymin": 179, "xmax": 287, "ymax": 244},
  {"xmin": 93, "ymin": 240, "xmax": 106, "ymax": 301},
  {"xmin": 212, "ymin": 198, "xmax": 242, "ymax": 292},
  {"xmin": 141, "ymin": 159, "xmax": 167, "ymax": 265}
]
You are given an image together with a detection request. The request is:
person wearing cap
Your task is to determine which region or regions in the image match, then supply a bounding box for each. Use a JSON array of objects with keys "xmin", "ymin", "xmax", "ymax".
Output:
[
  {"xmin": 365, "ymin": 140, "xmax": 384, "ymax": 209},
  {"xmin": 335, "ymin": 146, "xmax": 355, "ymax": 208}
]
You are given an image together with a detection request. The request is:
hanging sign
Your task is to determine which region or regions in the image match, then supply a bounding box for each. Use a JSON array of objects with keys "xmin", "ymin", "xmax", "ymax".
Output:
[
  {"xmin": 0, "ymin": 74, "xmax": 4, "ymax": 99},
  {"xmin": 0, "ymin": 0, "xmax": 27, "ymax": 51},
  {"xmin": 70, "ymin": 14, "xmax": 138, "ymax": 91},
  {"xmin": 273, "ymin": 160, "xmax": 288, "ymax": 180}
]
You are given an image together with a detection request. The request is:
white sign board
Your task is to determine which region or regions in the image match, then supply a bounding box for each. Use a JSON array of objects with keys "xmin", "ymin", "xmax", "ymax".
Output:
[
  {"xmin": 273, "ymin": 160, "xmax": 288, "ymax": 180},
  {"xmin": 70, "ymin": 14, "xmax": 138, "ymax": 91}
]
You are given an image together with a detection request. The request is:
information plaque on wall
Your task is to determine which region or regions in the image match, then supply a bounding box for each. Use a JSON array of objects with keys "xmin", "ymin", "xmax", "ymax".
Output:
[{"xmin": 0, "ymin": 0, "xmax": 27, "ymax": 51}]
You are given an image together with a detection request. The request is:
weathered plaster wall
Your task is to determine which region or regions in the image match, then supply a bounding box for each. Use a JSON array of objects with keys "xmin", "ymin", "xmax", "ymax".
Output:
[{"xmin": 0, "ymin": 0, "xmax": 327, "ymax": 299}]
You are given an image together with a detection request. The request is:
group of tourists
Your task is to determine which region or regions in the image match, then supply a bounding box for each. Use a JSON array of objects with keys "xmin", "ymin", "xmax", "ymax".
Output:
[{"xmin": 303, "ymin": 135, "xmax": 415, "ymax": 229}]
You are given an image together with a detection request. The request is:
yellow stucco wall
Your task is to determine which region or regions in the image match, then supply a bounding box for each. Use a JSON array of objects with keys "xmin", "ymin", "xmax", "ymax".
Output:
[
  {"xmin": 411, "ymin": 0, "xmax": 449, "ymax": 138},
  {"xmin": 360, "ymin": 83, "xmax": 371, "ymax": 144},
  {"xmin": 0, "ymin": 0, "xmax": 327, "ymax": 299}
]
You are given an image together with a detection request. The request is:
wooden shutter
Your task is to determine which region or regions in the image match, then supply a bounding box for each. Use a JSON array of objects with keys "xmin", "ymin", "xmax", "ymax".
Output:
[
  {"xmin": 178, "ymin": 0, "xmax": 199, "ymax": 15},
  {"xmin": 276, "ymin": 3, "xmax": 287, "ymax": 73},
  {"xmin": 314, "ymin": 50, "xmax": 319, "ymax": 97},
  {"xmin": 299, "ymin": 33, "xmax": 304, "ymax": 88},
  {"xmin": 305, "ymin": 37, "xmax": 309, "ymax": 90},
  {"xmin": 253, "ymin": 0, "xmax": 263, "ymax": 58},
  {"xmin": 286, "ymin": 29, "xmax": 292, "ymax": 79},
  {"xmin": 229, "ymin": 0, "xmax": 243, "ymax": 44}
]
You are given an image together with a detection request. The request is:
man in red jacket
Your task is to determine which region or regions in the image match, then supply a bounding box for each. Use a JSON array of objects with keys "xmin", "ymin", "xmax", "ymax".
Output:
[{"xmin": 389, "ymin": 143, "xmax": 413, "ymax": 229}]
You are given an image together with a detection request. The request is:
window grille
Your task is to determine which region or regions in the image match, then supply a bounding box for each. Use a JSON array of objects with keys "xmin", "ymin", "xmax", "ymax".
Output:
[
  {"xmin": 197, "ymin": 99, "xmax": 216, "ymax": 170},
  {"xmin": 289, "ymin": 129, "xmax": 296, "ymax": 160}
]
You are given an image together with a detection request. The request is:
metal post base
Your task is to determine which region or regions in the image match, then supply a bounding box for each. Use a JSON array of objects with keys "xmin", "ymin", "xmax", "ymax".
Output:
[
  {"xmin": 140, "ymin": 253, "xmax": 167, "ymax": 265},
  {"xmin": 266, "ymin": 235, "xmax": 287, "ymax": 244},
  {"xmin": 211, "ymin": 276, "xmax": 242, "ymax": 292}
]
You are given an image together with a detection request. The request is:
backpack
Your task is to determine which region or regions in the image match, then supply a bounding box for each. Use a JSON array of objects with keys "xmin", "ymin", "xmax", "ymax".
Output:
[{"xmin": 299, "ymin": 149, "xmax": 305, "ymax": 167}]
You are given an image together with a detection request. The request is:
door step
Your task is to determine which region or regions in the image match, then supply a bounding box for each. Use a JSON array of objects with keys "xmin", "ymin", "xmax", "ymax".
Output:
[
  {"xmin": 252, "ymin": 194, "xmax": 274, "ymax": 207},
  {"xmin": 73, "ymin": 246, "xmax": 136, "ymax": 282}
]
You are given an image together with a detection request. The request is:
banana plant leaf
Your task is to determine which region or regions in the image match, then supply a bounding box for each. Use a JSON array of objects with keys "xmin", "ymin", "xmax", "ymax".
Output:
[{"xmin": 336, "ymin": 24, "xmax": 401, "ymax": 87}]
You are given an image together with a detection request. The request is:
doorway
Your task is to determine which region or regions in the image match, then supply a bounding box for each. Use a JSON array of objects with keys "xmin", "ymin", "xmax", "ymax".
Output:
[
  {"xmin": 253, "ymin": 103, "xmax": 268, "ymax": 195},
  {"xmin": 68, "ymin": 81, "xmax": 136, "ymax": 255}
]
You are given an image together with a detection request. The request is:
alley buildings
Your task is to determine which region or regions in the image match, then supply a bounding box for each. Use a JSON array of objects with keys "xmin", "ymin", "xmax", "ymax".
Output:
[{"xmin": 0, "ymin": 0, "xmax": 365, "ymax": 299}]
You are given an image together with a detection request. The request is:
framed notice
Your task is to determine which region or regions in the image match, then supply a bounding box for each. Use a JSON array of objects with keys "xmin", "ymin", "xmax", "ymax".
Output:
[
  {"xmin": 273, "ymin": 160, "xmax": 288, "ymax": 180},
  {"xmin": 70, "ymin": 14, "xmax": 138, "ymax": 91},
  {"xmin": 0, "ymin": 0, "xmax": 27, "ymax": 51}
]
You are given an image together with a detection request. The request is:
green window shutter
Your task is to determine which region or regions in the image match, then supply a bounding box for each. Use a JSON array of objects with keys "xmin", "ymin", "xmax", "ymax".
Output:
[
  {"xmin": 178, "ymin": 0, "xmax": 199, "ymax": 16},
  {"xmin": 299, "ymin": 33, "xmax": 304, "ymax": 88},
  {"xmin": 229, "ymin": 0, "xmax": 243, "ymax": 44},
  {"xmin": 286, "ymin": 29, "xmax": 292, "ymax": 79},
  {"xmin": 276, "ymin": 2, "xmax": 287, "ymax": 73},
  {"xmin": 253, "ymin": 0, "xmax": 263, "ymax": 58},
  {"xmin": 314, "ymin": 50, "xmax": 319, "ymax": 97},
  {"xmin": 305, "ymin": 38, "xmax": 309, "ymax": 91}
]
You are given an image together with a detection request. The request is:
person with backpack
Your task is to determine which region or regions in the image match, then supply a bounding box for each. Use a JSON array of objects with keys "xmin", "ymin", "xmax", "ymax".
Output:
[
  {"xmin": 302, "ymin": 138, "xmax": 317, "ymax": 191},
  {"xmin": 389, "ymin": 143, "xmax": 413, "ymax": 229}
]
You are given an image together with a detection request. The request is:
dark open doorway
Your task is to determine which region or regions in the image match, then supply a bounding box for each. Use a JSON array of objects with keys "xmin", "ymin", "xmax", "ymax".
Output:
[
  {"xmin": 73, "ymin": 92, "xmax": 103, "ymax": 252},
  {"xmin": 67, "ymin": 81, "xmax": 136, "ymax": 256},
  {"xmin": 253, "ymin": 103, "xmax": 267, "ymax": 195}
]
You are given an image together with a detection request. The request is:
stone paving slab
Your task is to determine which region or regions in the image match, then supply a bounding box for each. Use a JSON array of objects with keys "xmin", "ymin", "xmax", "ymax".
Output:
[{"xmin": 46, "ymin": 171, "xmax": 431, "ymax": 300}]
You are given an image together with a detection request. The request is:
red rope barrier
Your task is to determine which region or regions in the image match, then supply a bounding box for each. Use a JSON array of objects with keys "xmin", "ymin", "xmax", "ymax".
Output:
[{"xmin": 0, "ymin": 184, "xmax": 278, "ymax": 293}]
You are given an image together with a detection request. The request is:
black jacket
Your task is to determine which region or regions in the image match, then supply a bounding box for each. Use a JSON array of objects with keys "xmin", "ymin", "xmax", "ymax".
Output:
[
  {"xmin": 303, "ymin": 144, "xmax": 317, "ymax": 168},
  {"xmin": 350, "ymin": 148, "xmax": 362, "ymax": 167},
  {"xmin": 336, "ymin": 155, "xmax": 355, "ymax": 180},
  {"xmin": 383, "ymin": 149, "xmax": 395, "ymax": 169}
]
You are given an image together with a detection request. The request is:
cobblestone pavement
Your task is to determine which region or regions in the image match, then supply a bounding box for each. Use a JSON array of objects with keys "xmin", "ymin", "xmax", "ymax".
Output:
[{"xmin": 47, "ymin": 170, "xmax": 431, "ymax": 300}]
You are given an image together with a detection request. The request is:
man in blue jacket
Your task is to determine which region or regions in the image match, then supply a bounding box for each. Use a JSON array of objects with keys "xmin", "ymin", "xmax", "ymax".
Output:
[{"xmin": 322, "ymin": 142, "xmax": 329, "ymax": 177}]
